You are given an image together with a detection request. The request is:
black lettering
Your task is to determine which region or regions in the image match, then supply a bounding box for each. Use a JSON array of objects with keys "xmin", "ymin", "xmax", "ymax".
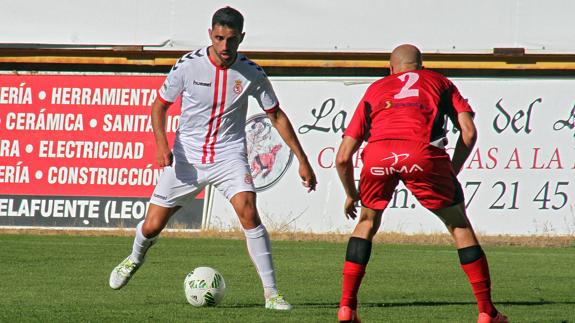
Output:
[
  {"xmin": 332, "ymin": 110, "xmax": 348, "ymax": 133},
  {"xmin": 298, "ymin": 98, "xmax": 335, "ymax": 134},
  {"xmin": 553, "ymin": 105, "xmax": 575, "ymax": 137},
  {"xmin": 493, "ymin": 99, "xmax": 511, "ymax": 134}
]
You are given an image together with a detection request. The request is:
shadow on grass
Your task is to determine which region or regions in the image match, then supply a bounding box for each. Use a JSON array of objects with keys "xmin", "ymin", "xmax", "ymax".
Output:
[{"xmin": 218, "ymin": 300, "xmax": 575, "ymax": 309}]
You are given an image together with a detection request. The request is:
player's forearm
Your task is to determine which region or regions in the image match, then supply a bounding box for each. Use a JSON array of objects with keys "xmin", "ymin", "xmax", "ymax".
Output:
[
  {"xmin": 268, "ymin": 109, "xmax": 309, "ymax": 163},
  {"xmin": 335, "ymin": 137, "xmax": 360, "ymax": 198},
  {"xmin": 151, "ymin": 99, "xmax": 171, "ymax": 150},
  {"xmin": 451, "ymin": 112, "xmax": 477, "ymax": 175},
  {"xmin": 451, "ymin": 130, "xmax": 477, "ymax": 175},
  {"xmin": 336, "ymin": 160, "xmax": 359, "ymax": 199}
]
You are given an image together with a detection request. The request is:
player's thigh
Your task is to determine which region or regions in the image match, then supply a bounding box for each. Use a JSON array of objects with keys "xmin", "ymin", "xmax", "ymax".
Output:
[
  {"xmin": 209, "ymin": 157, "xmax": 256, "ymax": 201},
  {"xmin": 431, "ymin": 202, "xmax": 470, "ymax": 228},
  {"xmin": 150, "ymin": 158, "xmax": 206, "ymax": 208},
  {"xmin": 359, "ymin": 141, "xmax": 402, "ymax": 210},
  {"xmin": 402, "ymin": 144, "xmax": 464, "ymax": 211}
]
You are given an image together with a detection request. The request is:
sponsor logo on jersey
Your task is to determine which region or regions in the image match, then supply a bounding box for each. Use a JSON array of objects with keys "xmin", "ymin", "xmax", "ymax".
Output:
[
  {"xmin": 153, "ymin": 193, "xmax": 168, "ymax": 200},
  {"xmin": 193, "ymin": 80, "xmax": 212, "ymax": 87},
  {"xmin": 233, "ymin": 80, "xmax": 243, "ymax": 94},
  {"xmin": 370, "ymin": 152, "xmax": 423, "ymax": 176}
]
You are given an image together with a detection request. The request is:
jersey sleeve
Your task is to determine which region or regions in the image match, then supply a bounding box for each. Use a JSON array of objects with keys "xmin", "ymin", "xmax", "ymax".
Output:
[
  {"xmin": 158, "ymin": 58, "xmax": 186, "ymax": 104},
  {"xmin": 449, "ymin": 82, "xmax": 474, "ymax": 115},
  {"xmin": 252, "ymin": 74, "xmax": 279, "ymax": 113},
  {"xmin": 344, "ymin": 94, "xmax": 371, "ymax": 141}
]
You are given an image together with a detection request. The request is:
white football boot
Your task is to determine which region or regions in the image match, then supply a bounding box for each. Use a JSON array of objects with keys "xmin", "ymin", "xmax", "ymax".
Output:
[
  {"xmin": 109, "ymin": 256, "xmax": 141, "ymax": 290},
  {"xmin": 265, "ymin": 294, "xmax": 293, "ymax": 310}
]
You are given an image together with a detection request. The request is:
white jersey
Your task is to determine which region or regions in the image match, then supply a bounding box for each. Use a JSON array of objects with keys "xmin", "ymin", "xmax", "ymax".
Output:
[{"xmin": 159, "ymin": 46, "xmax": 279, "ymax": 164}]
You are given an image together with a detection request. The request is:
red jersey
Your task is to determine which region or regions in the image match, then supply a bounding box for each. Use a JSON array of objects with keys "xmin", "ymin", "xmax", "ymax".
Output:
[{"xmin": 344, "ymin": 69, "xmax": 473, "ymax": 146}]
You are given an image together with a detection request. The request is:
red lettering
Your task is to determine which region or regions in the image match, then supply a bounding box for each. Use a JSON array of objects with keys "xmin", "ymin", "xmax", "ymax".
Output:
[
  {"xmin": 486, "ymin": 147, "xmax": 498, "ymax": 169},
  {"xmin": 531, "ymin": 147, "xmax": 545, "ymax": 169},
  {"xmin": 466, "ymin": 148, "xmax": 484, "ymax": 169},
  {"xmin": 546, "ymin": 148, "xmax": 563, "ymax": 169},
  {"xmin": 353, "ymin": 147, "xmax": 364, "ymax": 168},
  {"xmin": 317, "ymin": 147, "xmax": 335, "ymax": 168},
  {"xmin": 505, "ymin": 148, "xmax": 522, "ymax": 169}
]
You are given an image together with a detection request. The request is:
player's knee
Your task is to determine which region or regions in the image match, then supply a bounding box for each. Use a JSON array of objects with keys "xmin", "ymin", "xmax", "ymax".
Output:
[
  {"xmin": 357, "ymin": 216, "xmax": 380, "ymax": 235},
  {"xmin": 236, "ymin": 206, "xmax": 260, "ymax": 228},
  {"xmin": 142, "ymin": 221, "xmax": 163, "ymax": 238},
  {"xmin": 433, "ymin": 203, "xmax": 469, "ymax": 228}
]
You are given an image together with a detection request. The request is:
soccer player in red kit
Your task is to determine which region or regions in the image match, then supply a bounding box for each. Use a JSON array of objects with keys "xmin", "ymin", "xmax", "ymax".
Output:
[{"xmin": 336, "ymin": 44, "xmax": 508, "ymax": 323}]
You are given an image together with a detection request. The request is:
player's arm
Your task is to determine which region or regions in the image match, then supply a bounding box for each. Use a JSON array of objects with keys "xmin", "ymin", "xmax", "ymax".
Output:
[
  {"xmin": 336, "ymin": 136, "xmax": 362, "ymax": 219},
  {"xmin": 451, "ymin": 112, "xmax": 477, "ymax": 175},
  {"xmin": 151, "ymin": 98, "xmax": 173, "ymax": 167},
  {"xmin": 266, "ymin": 108, "xmax": 317, "ymax": 192}
]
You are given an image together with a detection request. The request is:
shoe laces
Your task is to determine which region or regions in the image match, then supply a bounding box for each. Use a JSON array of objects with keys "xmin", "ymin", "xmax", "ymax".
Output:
[
  {"xmin": 117, "ymin": 258, "xmax": 137, "ymax": 276},
  {"xmin": 268, "ymin": 294, "xmax": 288, "ymax": 305}
]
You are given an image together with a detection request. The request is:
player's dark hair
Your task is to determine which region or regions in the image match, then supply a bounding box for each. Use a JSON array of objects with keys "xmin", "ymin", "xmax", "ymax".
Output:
[{"xmin": 212, "ymin": 6, "xmax": 244, "ymax": 32}]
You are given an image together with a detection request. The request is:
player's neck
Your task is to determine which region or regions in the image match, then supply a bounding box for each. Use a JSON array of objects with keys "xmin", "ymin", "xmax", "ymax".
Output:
[{"xmin": 208, "ymin": 46, "xmax": 237, "ymax": 68}]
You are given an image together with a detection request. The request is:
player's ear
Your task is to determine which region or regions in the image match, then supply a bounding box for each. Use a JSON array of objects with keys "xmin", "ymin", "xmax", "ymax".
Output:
[{"xmin": 208, "ymin": 28, "xmax": 212, "ymax": 39}]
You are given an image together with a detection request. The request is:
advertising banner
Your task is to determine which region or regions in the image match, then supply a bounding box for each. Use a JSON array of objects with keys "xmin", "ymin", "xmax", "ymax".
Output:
[
  {"xmin": 2, "ymin": 74, "xmax": 573, "ymax": 235},
  {"xmin": 211, "ymin": 77, "xmax": 575, "ymax": 235},
  {"xmin": 0, "ymin": 75, "xmax": 204, "ymax": 229}
]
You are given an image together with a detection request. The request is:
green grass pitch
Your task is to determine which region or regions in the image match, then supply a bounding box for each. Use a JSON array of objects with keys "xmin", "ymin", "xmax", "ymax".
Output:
[{"xmin": 0, "ymin": 234, "xmax": 573, "ymax": 322}]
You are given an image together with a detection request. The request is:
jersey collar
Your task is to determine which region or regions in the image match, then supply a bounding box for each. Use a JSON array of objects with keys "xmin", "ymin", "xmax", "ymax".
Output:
[{"xmin": 207, "ymin": 46, "xmax": 238, "ymax": 70}]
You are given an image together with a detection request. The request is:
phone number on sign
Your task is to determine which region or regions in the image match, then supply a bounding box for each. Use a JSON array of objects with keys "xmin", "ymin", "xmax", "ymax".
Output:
[{"xmin": 381, "ymin": 181, "xmax": 572, "ymax": 211}]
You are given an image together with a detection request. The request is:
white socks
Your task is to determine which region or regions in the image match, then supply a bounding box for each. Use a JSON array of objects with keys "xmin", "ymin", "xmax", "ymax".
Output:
[
  {"xmin": 129, "ymin": 221, "xmax": 157, "ymax": 264},
  {"xmin": 243, "ymin": 224, "xmax": 278, "ymax": 298}
]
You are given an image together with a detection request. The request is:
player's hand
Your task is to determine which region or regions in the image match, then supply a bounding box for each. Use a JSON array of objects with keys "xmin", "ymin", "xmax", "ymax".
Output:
[
  {"xmin": 299, "ymin": 159, "xmax": 317, "ymax": 192},
  {"xmin": 344, "ymin": 195, "xmax": 359, "ymax": 220},
  {"xmin": 155, "ymin": 146, "xmax": 173, "ymax": 167}
]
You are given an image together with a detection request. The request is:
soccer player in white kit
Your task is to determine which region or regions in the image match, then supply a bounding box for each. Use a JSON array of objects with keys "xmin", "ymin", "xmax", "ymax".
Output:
[{"xmin": 109, "ymin": 7, "xmax": 317, "ymax": 310}]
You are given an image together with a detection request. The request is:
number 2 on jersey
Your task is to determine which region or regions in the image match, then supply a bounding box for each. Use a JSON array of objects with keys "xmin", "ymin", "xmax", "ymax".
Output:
[{"xmin": 394, "ymin": 72, "xmax": 419, "ymax": 99}]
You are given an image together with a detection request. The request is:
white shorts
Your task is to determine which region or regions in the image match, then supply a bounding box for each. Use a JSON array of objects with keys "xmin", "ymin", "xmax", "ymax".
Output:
[{"xmin": 150, "ymin": 156, "xmax": 255, "ymax": 208}]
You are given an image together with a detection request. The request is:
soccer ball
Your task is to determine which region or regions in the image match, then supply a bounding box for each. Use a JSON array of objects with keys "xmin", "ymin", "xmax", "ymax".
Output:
[{"xmin": 184, "ymin": 266, "xmax": 226, "ymax": 307}]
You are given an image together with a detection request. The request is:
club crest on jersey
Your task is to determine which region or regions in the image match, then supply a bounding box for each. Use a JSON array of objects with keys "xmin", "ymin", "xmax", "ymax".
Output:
[
  {"xmin": 244, "ymin": 173, "xmax": 253, "ymax": 184},
  {"xmin": 233, "ymin": 80, "xmax": 243, "ymax": 94}
]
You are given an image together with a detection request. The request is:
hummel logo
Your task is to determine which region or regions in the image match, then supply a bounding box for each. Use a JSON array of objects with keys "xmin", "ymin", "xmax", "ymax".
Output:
[
  {"xmin": 193, "ymin": 80, "xmax": 212, "ymax": 87},
  {"xmin": 153, "ymin": 194, "xmax": 167, "ymax": 200}
]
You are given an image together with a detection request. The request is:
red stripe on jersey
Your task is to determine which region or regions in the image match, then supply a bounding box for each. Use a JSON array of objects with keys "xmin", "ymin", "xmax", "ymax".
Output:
[
  {"xmin": 202, "ymin": 67, "xmax": 221, "ymax": 164},
  {"xmin": 209, "ymin": 69, "xmax": 228, "ymax": 163},
  {"xmin": 158, "ymin": 95, "xmax": 173, "ymax": 105}
]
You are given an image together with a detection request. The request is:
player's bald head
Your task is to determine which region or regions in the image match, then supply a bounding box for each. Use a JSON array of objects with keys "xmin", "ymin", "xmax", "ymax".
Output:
[{"xmin": 390, "ymin": 44, "xmax": 422, "ymax": 74}]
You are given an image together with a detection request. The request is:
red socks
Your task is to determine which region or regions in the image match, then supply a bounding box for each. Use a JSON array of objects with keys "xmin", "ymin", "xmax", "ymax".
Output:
[
  {"xmin": 461, "ymin": 255, "xmax": 496, "ymax": 315},
  {"xmin": 340, "ymin": 261, "xmax": 366, "ymax": 310}
]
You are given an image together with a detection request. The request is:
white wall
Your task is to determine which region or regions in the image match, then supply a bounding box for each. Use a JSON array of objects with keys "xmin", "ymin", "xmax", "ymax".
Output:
[{"xmin": 2, "ymin": 0, "xmax": 574, "ymax": 54}]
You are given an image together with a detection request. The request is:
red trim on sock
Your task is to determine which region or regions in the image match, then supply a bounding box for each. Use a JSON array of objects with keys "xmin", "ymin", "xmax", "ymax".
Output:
[
  {"xmin": 461, "ymin": 255, "xmax": 496, "ymax": 315},
  {"xmin": 340, "ymin": 261, "xmax": 366, "ymax": 310}
]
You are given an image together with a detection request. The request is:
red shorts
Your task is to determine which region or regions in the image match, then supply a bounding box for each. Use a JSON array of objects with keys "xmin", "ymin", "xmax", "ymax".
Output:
[{"xmin": 359, "ymin": 140, "xmax": 464, "ymax": 211}]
